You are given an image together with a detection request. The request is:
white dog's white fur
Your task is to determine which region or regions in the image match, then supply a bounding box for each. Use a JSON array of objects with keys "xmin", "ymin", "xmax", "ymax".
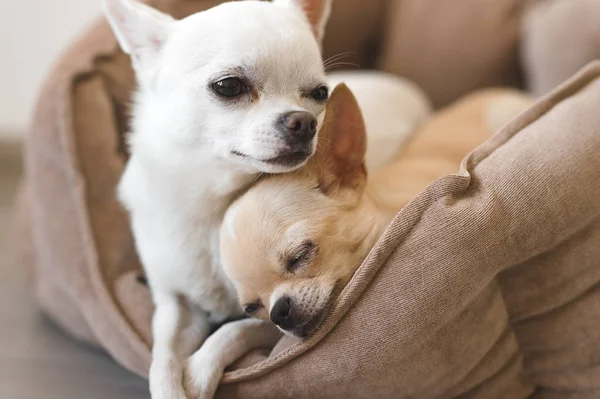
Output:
[{"xmin": 103, "ymin": 0, "xmax": 333, "ymax": 398}]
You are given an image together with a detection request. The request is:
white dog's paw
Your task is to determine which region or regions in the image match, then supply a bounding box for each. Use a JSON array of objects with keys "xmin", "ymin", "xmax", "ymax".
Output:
[
  {"xmin": 184, "ymin": 352, "xmax": 222, "ymax": 399},
  {"xmin": 149, "ymin": 357, "xmax": 188, "ymax": 399}
]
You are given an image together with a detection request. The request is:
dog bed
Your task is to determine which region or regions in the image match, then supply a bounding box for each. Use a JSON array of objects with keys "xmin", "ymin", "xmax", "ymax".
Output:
[{"xmin": 17, "ymin": 0, "xmax": 600, "ymax": 398}]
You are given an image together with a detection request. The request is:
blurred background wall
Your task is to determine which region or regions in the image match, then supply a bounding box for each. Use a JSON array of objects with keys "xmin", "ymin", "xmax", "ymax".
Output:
[{"xmin": 0, "ymin": 0, "xmax": 101, "ymax": 139}]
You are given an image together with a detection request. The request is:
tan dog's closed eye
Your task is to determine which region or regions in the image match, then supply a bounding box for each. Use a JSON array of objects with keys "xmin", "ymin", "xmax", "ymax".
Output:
[{"xmin": 220, "ymin": 84, "xmax": 533, "ymax": 339}]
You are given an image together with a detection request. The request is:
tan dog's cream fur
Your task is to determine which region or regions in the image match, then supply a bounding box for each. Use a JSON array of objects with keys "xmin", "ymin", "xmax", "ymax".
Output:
[{"xmin": 220, "ymin": 85, "xmax": 534, "ymax": 339}]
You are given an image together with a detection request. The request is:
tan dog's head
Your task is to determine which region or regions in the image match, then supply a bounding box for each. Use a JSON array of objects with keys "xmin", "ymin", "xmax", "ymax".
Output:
[{"xmin": 220, "ymin": 85, "xmax": 381, "ymax": 338}]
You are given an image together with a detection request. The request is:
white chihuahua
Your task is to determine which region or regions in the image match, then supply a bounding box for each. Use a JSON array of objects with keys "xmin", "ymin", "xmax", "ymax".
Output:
[{"xmin": 103, "ymin": 0, "xmax": 332, "ymax": 398}]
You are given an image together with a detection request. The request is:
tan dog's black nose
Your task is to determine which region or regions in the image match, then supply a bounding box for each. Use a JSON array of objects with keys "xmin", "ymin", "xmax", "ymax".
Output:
[
  {"xmin": 280, "ymin": 111, "xmax": 317, "ymax": 143},
  {"xmin": 270, "ymin": 296, "xmax": 295, "ymax": 330}
]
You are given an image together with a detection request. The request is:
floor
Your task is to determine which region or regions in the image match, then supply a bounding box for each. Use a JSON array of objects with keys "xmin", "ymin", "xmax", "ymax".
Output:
[{"xmin": 0, "ymin": 141, "xmax": 149, "ymax": 399}]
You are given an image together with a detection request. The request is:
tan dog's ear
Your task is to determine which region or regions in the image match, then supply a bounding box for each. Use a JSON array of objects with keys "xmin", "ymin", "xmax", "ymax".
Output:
[
  {"xmin": 311, "ymin": 83, "xmax": 367, "ymax": 196},
  {"xmin": 274, "ymin": 0, "xmax": 333, "ymax": 44}
]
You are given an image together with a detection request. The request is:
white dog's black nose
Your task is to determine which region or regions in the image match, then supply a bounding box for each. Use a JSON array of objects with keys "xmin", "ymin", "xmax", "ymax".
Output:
[
  {"xmin": 270, "ymin": 296, "xmax": 295, "ymax": 330},
  {"xmin": 280, "ymin": 111, "xmax": 317, "ymax": 143}
]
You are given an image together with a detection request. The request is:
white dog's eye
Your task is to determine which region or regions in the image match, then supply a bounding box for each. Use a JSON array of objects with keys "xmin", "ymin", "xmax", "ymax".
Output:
[
  {"xmin": 212, "ymin": 77, "xmax": 249, "ymax": 98},
  {"xmin": 310, "ymin": 85, "xmax": 329, "ymax": 102}
]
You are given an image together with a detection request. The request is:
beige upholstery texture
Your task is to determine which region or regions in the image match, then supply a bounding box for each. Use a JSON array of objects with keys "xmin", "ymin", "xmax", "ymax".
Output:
[
  {"xmin": 376, "ymin": 0, "xmax": 525, "ymax": 108},
  {"xmin": 17, "ymin": 0, "xmax": 600, "ymax": 398}
]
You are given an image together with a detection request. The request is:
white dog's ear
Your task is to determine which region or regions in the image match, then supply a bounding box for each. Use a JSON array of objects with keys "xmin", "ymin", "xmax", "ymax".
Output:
[
  {"xmin": 274, "ymin": 0, "xmax": 333, "ymax": 44},
  {"xmin": 103, "ymin": 0, "xmax": 175, "ymax": 67}
]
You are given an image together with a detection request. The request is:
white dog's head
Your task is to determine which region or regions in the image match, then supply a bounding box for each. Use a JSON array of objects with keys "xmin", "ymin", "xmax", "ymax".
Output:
[{"xmin": 104, "ymin": 0, "xmax": 332, "ymax": 173}]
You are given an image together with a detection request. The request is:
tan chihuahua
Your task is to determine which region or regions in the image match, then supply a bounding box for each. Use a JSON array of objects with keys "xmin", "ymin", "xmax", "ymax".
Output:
[{"xmin": 220, "ymin": 84, "xmax": 533, "ymax": 339}]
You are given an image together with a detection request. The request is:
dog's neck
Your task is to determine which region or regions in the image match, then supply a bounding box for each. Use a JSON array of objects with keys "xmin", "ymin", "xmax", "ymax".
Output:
[
  {"xmin": 350, "ymin": 187, "xmax": 396, "ymax": 261},
  {"xmin": 119, "ymin": 134, "xmax": 257, "ymax": 318},
  {"xmin": 366, "ymin": 183, "xmax": 401, "ymax": 227},
  {"xmin": 343, "ymin": 178, "xmax": 412, "ymax": 266},
  {"xmin": 363, "ymin": 177, "xmax": 412, "ymax": 224},
  {"xmin": 122, "ymin": 149, "xmax": 258, "ymax": 221}
]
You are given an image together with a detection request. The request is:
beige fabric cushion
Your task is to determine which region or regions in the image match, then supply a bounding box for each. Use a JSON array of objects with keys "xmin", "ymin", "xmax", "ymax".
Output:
[
  {"xmin": 22, "ymin": 18, "xmax": 151, "ymax": 375},
  {"xmin": 377, "ymin": 0, "xmax": 525, "ymax": 108}
]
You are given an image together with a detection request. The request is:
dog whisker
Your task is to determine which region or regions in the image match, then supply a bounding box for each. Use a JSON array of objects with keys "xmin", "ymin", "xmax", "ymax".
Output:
[
  {"xmin": 323, "ymin": 52, "xmax": 353, "ymax": 64},
  {"xmin": 250, "ymin": 172, "xmax": 264, "ymax": 186},
  {"xmin": 325, "ymin": 61, "xmax": 361, "ymax": 67},
  {"xmin": 323, "ymin": 51, "xmax": 358, "ymax": 68},
  {"xmin": 324, "ymin": 62, "xmax": 361, "ymax": 72}
]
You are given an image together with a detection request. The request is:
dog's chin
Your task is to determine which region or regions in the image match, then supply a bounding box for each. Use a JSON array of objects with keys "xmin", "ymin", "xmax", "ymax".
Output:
[
  {"xmin": 283, "ymin": 299, "xmax": 338, "ymax": 339},
  {"xmin": 287, "ymin": 308, "xmax": 330, "ymax": 339},
  {"xmin": 285, "ymin": 283, "xmax": 343, "ymax": 339},
  {"xmin": 230, "ymin": 149, "xmax": 313, "ymax": 173}
]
